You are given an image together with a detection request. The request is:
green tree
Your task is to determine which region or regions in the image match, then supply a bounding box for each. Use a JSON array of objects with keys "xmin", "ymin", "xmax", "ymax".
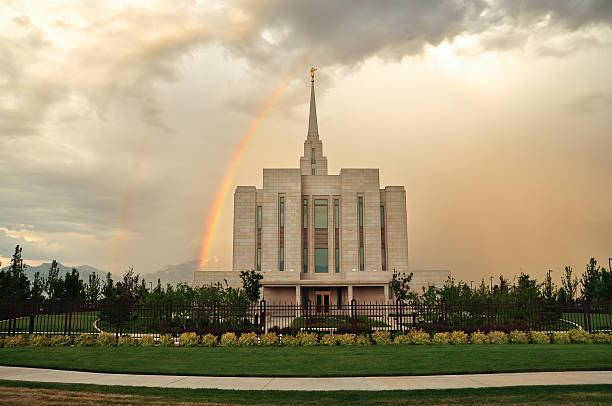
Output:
[
  {"xmin": 389, "ymin": 269, "xmax": 414, "ymax": 301},
  {"xmin": 581, "ymin": 258, "xmax": 601, "ymax": 301},
  {"xmin": 44, "ymin": 260, "xmax": 61, "ymax": 301},
  {"xmin": 240, "ymin": 270, "xmax": 264, "ymax": 302},
  {"xmin": 541, "ymin": 270, "xmax": 557, "ymax": 304},
  {"xmin": 0, "ymin": 245, "xmax": 31, "ymax": 303},
  {"xmin": 561, "ymin": 266, "xmax": 579, "ymax": 302},
  {"xmin": 86, "ymin": 272, "xmax": 101, "ymax": 302}
]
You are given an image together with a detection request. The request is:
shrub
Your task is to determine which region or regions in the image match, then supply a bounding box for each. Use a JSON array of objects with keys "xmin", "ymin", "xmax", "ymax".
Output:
[
  {"xmin": 281, "ymin": 334, "xmax": 300, "ymax": 346},
  {"xmin": 139, "ymin": 335, "xmax": 156, "ymax": 347},
  {"xmin": 592, "ymin": 332, "xmax": 612, "ymax": 344},
  {"xmin": 529, "ymin": 331, "xmax": 550, "ymax": 344},
  {"xmin": 239, "ymin": 332, "xmax": 258, "ymax": 347},
  {"xmin": 50, "ymin": 335, "xmax": 72, "ymax": 347},
  {"xmin": 487, "ymin": 331, "xmax": 508, "ymax": 344},
  {"xmin": 393, "ymin": 334, "xmax": 411, "ymax": 345},
  {"xmin": 0, "ymin": 337, "xmax": 4, "ymax": 348},
  {"xmin": 220, "ymin": 332, "xmax": 238, "ymax": 347},
  {"xmin": 259, "ymin": 332, "xmax": 278, "ymax": 346},
  {"xmin": 568, "ymin": 329, "xmax": 591, "ymax": 344},
  {"xmin": 449, "ymin": 331, "xmax": 469, "ymax": 345},
  {"xmin": 74, "ymin": 334, "xmax": 95, "ymax": 347},
  {"xmin": 432, "ymin": 332, "xmax": 450, "ymax": 344},
  {"xmin": 297, "ymin": 332, "xmax": 318, "ymax": 346},
  {"xmin": 508, "ymin": 330, "xmax": 528, "ymax": 344},
  {"xmin": 470, "ymin": 331, "xmax": 489, "ymax": 344},
  {"xmin": 179, "ymin": 332, "xmax": 200, "ymax": 347},
  {"xmin": 201, "ymin": 333, "xmax": 218, "ymax": 347},
  {"xmin": 159, "ymin": 334, "xmax": 175, "ymax": 347},
  {"xmin": 552, "ymin": 332, "xmax": 571, "ymax": 344},
  {"xmin": 337, "ymin": 333, "xmax": 356, "ymax": 346},
  {"xmin": 409, "ymin": 330, "xmax": 431, "ymax": 345},
  {"xmin": 371, "ymin": 331, "xmax": 392, "ymax": 345},
  {"xmin": 97, "ymin": 332, "xmax": 117, "ymax": 347},
  {"xmin": 118, "ymin": 335, "xmax": 137, "ymax": 347},
  {"xmin": 355, "ymin": 334, "xmax": 371, "ymax": 346},
  {"xmin": 319, "ymin": 334, "xmax": 339, "ymax": 346},
  {"xmin": 4, "ymin": 335, "xmax": 27, "ymax": 347},
  {"xmin": 29, "ymin": 335, "xmax": 51, "ymax": 347}
]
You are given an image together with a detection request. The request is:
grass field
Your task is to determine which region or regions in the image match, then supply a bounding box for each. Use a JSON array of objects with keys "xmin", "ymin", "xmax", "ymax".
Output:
[
  {"xmin": 0, "ymin": 312, "xmax": 99, "ymax": 333},
  {"xmin": 1, "ymin": 345, "xmax": 610, "ymax": 377},
  {"xmin": 0, "ymin": 380, "xmax": 610, "ymax": 405},
  {"xmin": 562, "ymin": 313, "xmax": 611, "ymax": 330}
]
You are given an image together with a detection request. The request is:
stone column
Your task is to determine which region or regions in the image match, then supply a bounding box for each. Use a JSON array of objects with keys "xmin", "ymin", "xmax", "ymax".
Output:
[{"xmin": 348, "ymin": 285, "xmax": 353, "ymax": 303}]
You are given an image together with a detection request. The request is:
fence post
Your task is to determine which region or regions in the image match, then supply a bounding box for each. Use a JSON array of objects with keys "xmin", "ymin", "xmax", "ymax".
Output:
[
  {"xmin": 351, "ymin": 299, "xmax": 357, "ymax": 332},
  {"xmin": 260, "ymin": 300, "xmax": 266, "ymax": 333},
  {"xmin": 29, "ymin": 313, "xmax": 35, "ymax": 336},
  {"xmin": 396, "ymin": 299, "xmax": 403, "ymax": 333}
]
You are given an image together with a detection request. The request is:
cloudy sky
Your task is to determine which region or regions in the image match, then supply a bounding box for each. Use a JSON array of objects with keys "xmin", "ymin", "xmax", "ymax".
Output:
[{"xmin": 1, "ymin": 0, "xmax": 611, "ymax": 284}]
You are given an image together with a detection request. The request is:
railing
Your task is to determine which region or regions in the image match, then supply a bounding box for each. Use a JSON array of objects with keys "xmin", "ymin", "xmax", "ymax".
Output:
[{"xmin": 0, "ymin": 300, "xmax": 610, "ymax": 338}]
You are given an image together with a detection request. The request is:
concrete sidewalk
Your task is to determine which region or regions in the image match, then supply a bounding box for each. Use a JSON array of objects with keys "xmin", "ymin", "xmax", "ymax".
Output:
[{"xmin": 0, "ymin": 367, "xmax": 610, "ymax": 391}]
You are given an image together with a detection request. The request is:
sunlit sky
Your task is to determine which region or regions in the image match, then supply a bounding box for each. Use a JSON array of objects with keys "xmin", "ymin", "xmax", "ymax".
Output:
[{"xmin": 1, "ymin": 0, "xmax": 611, "ymax": 284}]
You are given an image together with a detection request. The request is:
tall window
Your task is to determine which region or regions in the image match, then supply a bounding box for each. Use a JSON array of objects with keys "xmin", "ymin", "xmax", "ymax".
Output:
[
  {"xmin": 279, "ymin": 197, "xmax": 284, "ymax": 227},
  {"xmin": 380, "ymin": 205, "xmax": 386, "ymax": 271},
  {"xmin": 358, "ymin": 196, "xmax": 364, "ymax": 271},
  {"xmin": 303, "ymin": 199, "xmax": 308, "ymax": 229},
  {"xmin": 314, "ymin": 199, "xmax": 328, "ymax": 228},
  {"xmin": 335, "ymin": 247, "xmax": 339, "ymax": 273},
  {"xmin": 279, "ymin": 196, "xmax": 284, "ymax": 271},
  {"xmin": 315, "ymin": 248, "xmax": 328, "ymax": 273},
  {"xmin": 303, "ymin": 198, "xmax": 308, "ymax": 273},
  {"xmin": 358, "ymin": 196, "xmax": 364, "ymax": 227},
  {"xmin": 303, "ymin": 248, "xmax": 308, "ymax": 273},
  {"xmin": 280, "ymin": 247, "xmax": 284, "ymax": 271},
  {"xmin": 334, "ymin": 199, "xmax": 339, "ymax": 273},
  {"xmin": 257, "ymin": 248, "xmax": 261, "ymax": 272},
  {"xmin": 312, "ymin": 168, "xmax": 315, "ymax": 175},
  {"xmin": 359, "ymin": 246, "xmax": 364, "ymax": 271},
  {"xmin": 311, "ymin": 147, "xmax": 315, "ymax": 164},
  {"xmin": 256, "ymin": 206, "xmax": 262, "ymax": 272},
  {"xmin": 257, "ymin": 206, "xmax": 262, "ymax": 229},
  {"xmin": 380, "ymin": 205, "xmax": 384, "ymax": 229},
  {"xmin": 334, "ymin": 199, "xmax": 339, "ymax": 229}
]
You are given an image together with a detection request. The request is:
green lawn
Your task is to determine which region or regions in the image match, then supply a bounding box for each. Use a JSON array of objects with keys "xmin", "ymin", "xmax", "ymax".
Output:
[
  {"xmin": 0, "ymin": 312, "xmax": 99, "ymax": 333},
  {"xmin": 562, "ymin": 313, "xmax": 611, "ymax": 330},
  {"xmin": 0, "ymin": 381, "xmax": 610, "ymax": 405},
  {"xmin": 1, "ymin": 345, "xmax": 610, "ymax": 377}
]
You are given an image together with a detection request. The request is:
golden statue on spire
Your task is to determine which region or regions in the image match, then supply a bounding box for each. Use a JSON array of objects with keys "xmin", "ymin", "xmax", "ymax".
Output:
[{"xmin": 310, "ymin": 66, "xmax": 317, "ymax": 82}]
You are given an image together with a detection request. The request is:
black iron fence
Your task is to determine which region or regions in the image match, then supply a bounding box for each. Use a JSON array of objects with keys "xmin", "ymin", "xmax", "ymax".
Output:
[{"xmin": 0, "ymin": 300, "xmax": 610, "ymax": 338}]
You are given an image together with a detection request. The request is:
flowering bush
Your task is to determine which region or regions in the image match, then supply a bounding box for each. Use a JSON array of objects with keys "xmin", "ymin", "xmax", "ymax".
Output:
[
  {"xmin": 29, "ymin": 335, "xmax": 51, "ymax": 347},
  {"xmin": 281, "ymin": 334, "xmax": 300, "ymax": 346},
  {"xmin": 509, "ymin": 330, "xmax": 529, "ymax": 344},
  {"xmin": 159, "ymin": 334, "xmax": 175, "ymax": 347},
  {"xmin": 355, "ymin": 334, "xmax": 371, "ymax": 346},
  {"xmin": 74, "ymin": 334, "xmax": 95, "ymax": 347},
  {"xmin": 201, "ymin": 333, "xmax": 218, "ymax": 347},
  {"xmin": 568, "ymin": 329, "xmax": 591, "ymax": 344},
  {"xmin": 552, "ymin": 332, "xmax": 571, "ymax": 344},
  {"xmin": 408, "ymin": 330, "xmax": 431, "ymax": 345},
  {"xmin": 529, "ymin": 331, "xmax": 550, "ymax": 344},
  {"xmin": 259, "ymin": 332, "xmax": 278, "ymax": 346},
  {"xmin": 432, "ymin": 332, "xmax": 450, "ymax": 344},
  {"xmin": 319, "ymin": 334, "xmax": 339, "ymax": 346},
  {"xmin": 139, "ymin": 335, "xmax": 156, "ymax": 347},
  {"xmin": 96, "ymin": 332, "xmax": 117, "ymax": 347},
  {"xmin": 592, "ymin": 332, "xmax": 612, "ymax": 344},
  {"xmin": 220, "ymin": 332, "xmax": 238, "ymax": 347},
  {"xmin": 449, "ymin": 331, "xmax": 469, "ymax": 345},
  {"xmin": 51, "ymin": 335, "xmax": 72, "ymax": 347},
  {"xmin": 337, "ymin": 333, "xmax": 356, "ymax": 346},
  {"xmin": 487, "ymin": 331, "xmax": 508, "ymax": 344},
  {"xmin": 372, "ymin": 331, "xmax": 392, "ymax": 345},
  {"xmin": 393, "ymin": 334, "xmax": 410, "ymax": 345},
  {"xmin": 118, "ymin": 335, "xmax": 138, "ymax": 347},
  {"xmin": 239, "ymin": 332, "xmax": 258, "ymax": 347},
  {"xmin": 178, "ymin": 332, "xmax": 200, "ymax": 347},
  {"xmin": 470, "ymin": 331, "xmax": 489, "ymax": 344},
  {"xmin": 4, "ymin": 335, "xmax": 27, "ymax": 347},
  {"xmin": 297, "ymin": 332, "xmax": 318, "ymax": 346}
]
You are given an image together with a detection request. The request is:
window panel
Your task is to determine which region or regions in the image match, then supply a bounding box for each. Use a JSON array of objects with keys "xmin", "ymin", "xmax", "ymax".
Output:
[
  {"xmin": 335, "ymin": 247, "xmax": 339, "ymax": 273},
  {"xmin": 303, "ymin": 248, "xmax": 308, "ymax": 273},
  {"xmin": 380, "ymin": 205, "xmax": 385, "ymax": 229},
  {"xmin": 257, "ymin": 206, "xmax": 262, "ymax": 229},
  {"xmin": 280, "ymin": 247, "xmax": 284, "ymax": 271},
  {"xmin": 303, "ymin": 199, "xmax": 308, "ymax": 228},
  {"xmin": 257, "ymin": 248, "xmax": 261, "ymax": 272},
  {"xmin": 358, "ymin": 196, "xmax": 363, "ymax": 227},
  {"xmin": 315, "ymin": 248, "xmax": 328, "ymax": 273},
  {"xmin": 314, "ymin": 199, "xmax": 328, "ymax": 229},
  {"xmin": 382, "ymin": 247, "xmax": 386, "ymax": 271},
  {"xmin": 359, "ymin": 246, "xmax": 364, "ymax": 271},
  {"xmin": 334, "ymin": 199, "xmax": 339, "ymax": 228},
  {"xmin": 279, "ymin": 197, "xmax": 284, "ymax": 227}
]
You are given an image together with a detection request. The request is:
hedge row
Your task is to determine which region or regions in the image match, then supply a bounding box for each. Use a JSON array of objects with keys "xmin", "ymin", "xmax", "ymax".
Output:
[{"xmin": 1, "ymin": 329, "xmax": 611, "ymax": 348}]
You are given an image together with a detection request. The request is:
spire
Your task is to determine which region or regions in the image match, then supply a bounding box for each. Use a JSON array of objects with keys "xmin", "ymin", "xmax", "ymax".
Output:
[{"xmin": 308, "ymin": 67, "xmax": 318, "ymax": 137}]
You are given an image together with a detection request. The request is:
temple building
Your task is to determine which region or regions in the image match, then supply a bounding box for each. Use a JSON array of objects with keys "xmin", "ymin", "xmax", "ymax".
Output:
[{"xmin": 193, "ymin": 69, "xmax": 448, "ymax": 305}]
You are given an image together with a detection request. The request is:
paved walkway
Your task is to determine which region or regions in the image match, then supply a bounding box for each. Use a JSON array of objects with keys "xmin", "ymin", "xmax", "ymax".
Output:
[{"xmin": 0, "ymin": 367, "xmax": 611, "ymax": 391}]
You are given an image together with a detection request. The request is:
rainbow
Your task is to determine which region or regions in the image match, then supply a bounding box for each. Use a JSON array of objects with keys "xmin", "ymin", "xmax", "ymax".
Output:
[{"xmin": 198, "ymin": 64, "xmax": 308, "ymax": 270}]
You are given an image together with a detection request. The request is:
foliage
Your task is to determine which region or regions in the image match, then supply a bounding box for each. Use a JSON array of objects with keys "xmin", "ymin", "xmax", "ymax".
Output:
[
  {"xmin": 470, "ymin": 331, "xmax": 489, "ymax": 344},
  {"xmin": 432, "ymin": 332, "xmax": 450, "ymax": 344},
  {"xmin": 259, "ymin": 332, "xmax": 278, "ymax": 346},
  {"xmin": 139, "ymin": 335, "xmax": 156, "ymax": 347},
  {"xmin": 96, "ymin": 332, "xmax": 117, "ymax": 347},
  {"xmin": 0, "ymin": 337, "xmax": 3, "ymax": 348},
  {"xmin": 240, "ymin": 270, "xmax": 263, "ymax": 303},
  {"xmin": 592, "ymin": 332, "xmax": 612, "ymax": 344},
  {"xmin": 567, "ymin": 329, "xmax": 591, "ymax": 344},
  {"xmin": 389, "ymin": 270, "xmax": 415, "ymax": 301},
  {"xmin": 4, "ymin": 335, "xmax": 27, "ymax": 347},
  {"xmin": 178, "ymin": 332, "xmax": 200, "ymax": 347},
  {"xmin": 0, "ymin": 246, "xmax": 30, "ymax": 304},
  {"xmin": 280, "ymin": 334, "xmax": 299, "ymax": 346},
  {"xmin": 74, "ymin": 334, "xmax": 95, "ymax": 347},
  {"xmin": 354, "ymin": 334, "xmax": 371, "ymax": 345},
  {"xmin": 449, "ymin": 330, "xmax": 469, "ymax": 345},
  {"xmin": 551, "ymin": 332, "xmax": 571, "ymax": 344},
  {"xmin": 337, "ymin": 334, "xmax": 355, "ymax": 346},
  {"xmin": 220, "ymin": 332, "xmax": 238, "ymax": 347},
  {"xmin": 118, "ymin": 335, "xmax": 138, "ymax": 346},
  {"xmin": 86, "ymin": 273, "xmax": 101, "ymax": 303},
  {"xmin": 50, "ymin": 335, "xmax": 72, "ymax": 347},
  {"xmin": 319, "ymin": 334, "xmax": 339, "ymax": 346},
  {"xmin": 408, "ymin": 330, "xmax": 431, "ymax": 345},
  {"xmin": 581, "ymin": 258, "xmax": 612, "ymax": 303},
  {"xmin": 528, "ymin": 331, "xmax": 550, "ymax": 344},
  {"xmin": 392, "ymin": 334, "xmax": 411, "ymax": 345},
  {"xmin": 371, "ymin": 331, "xmax": 392, "ymax": 345},
  {"xmin": 199, "ymin": 333, "xmax": 216, "ymax": 347},
  {"xmin": 29, "ymin": 335, "xmax": 51, "ymax": 347},
  {"xmin": 239, "ymin": 332, "xmax": 258, "ymax": 346},
  {"xmin": 297, "ymin": 331, "xmax": 318, "ymax": 346},
  {"xmin": 487, "ymin": 331, "xmax": 508, "ymax": 344},
  {"xmin": 508, "ymin": 330, "xmax": 528, "ymax": 344},
  {"xmin": 560, "ymin": 266, "xmax": 579, "ymax": 303},
  {"xmin": 158, "ymin": 334, "xmax": 175, "ymax": 347}
]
